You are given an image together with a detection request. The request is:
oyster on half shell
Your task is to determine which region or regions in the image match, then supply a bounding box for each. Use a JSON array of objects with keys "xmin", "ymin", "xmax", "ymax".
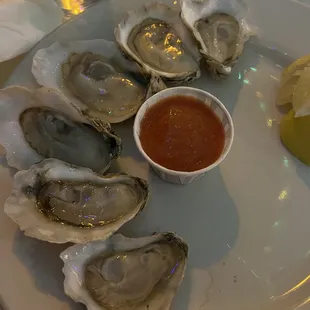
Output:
[
  {"xmin": 181, "ymin": 0, "xmax": 253, "ymax": 77},
  {"xmin": 61, "ymin": 233, "xmax": 188, "ymax": 310},
  {"xmin": 32, "ymin": 39, "xmax": 166, "ymax": 123},
  {"xmin": 0, "ymin": 86, "xmax": 121, "ymax": 172},
  {"xmin": 4, "ymin": 159, "xmax": 149, "ymax": 243},
  {"xmin": 115, "ymin": 2, "xmax": 201, "ymax": 84}
]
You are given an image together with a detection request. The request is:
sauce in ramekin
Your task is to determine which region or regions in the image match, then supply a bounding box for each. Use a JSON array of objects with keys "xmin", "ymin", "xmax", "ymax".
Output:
[{"xmin": 139, "ymin": 95, "xmax": 225, "ymax": 172}]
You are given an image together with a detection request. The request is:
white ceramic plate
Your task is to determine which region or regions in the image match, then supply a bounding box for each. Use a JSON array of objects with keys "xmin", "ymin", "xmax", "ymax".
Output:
[{"xmin": 1, "ymin": 0, "xmax": 310, "ymax": 309}]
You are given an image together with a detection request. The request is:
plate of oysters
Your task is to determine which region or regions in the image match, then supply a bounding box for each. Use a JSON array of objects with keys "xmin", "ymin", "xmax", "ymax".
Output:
[{"xmin": 1, "ymin": 0, "xmax": 310, "ymax": 309}]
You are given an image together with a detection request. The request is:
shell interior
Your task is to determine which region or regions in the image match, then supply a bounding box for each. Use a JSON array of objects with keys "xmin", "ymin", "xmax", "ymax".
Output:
[
  {"xmin": 4, "ymin": 159, "xmax": 149, "ymax": 243},
  {"xmin": 20, "ymin": 107, "xmax": 118, "ymax": 173},
  {"xmin": 60, "ymin": 233, "xmax": 188, "ymax": 310},
  {"xmin": 62, "ymin": 52, "xmax": 147, "ymax": 122},
  {"xmin": 196, "ymin": 13, "xmax": 240, "ymax": 64},
  {"xmin": 85, "ymin": 236, "xmax": 186, "ymax": 309},
  {"xmin": 32, "ymin": 40, "xmax": 166, "ymax": 123},
  {"xmin": 0, "ymin": 86, "xmax": 121, "ymax": 172},
  {"xmin": 181, "ymin": 0, "xmax": 253, "ymax": 76},
  {"xmin": 127, "ymin": 18, "xmax": 198, "ymax": 75},
  {"xmin": 115, "ymin": 2, "xmax": 201, "ymax": 83},
  {"xmin": 36, "ymin": 179, "xmax": 146, "ymax": 228}
]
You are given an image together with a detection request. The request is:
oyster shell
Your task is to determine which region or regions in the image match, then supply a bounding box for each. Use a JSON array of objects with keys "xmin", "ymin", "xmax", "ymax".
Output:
[
  {"xmin": 32, "ymin": 39, "xmax": 166, "ymax": 123},
  {"xmin": 115, "ymin": 2, "xmax": 201, "ymax": 84},
  {"xmin": 181, "ymin": 0, "xmax": 253, "ymax": 77},
  {"xmin": 4, "ymin": 159, "xmax": 149, "ymax": 243},
  {"xmin": 60, "ymin": 232, "xmax": 188, "ymax": 310},
  {"xmin": 0, "ymin": 86, "xmax": 121, "ymax": 172}
]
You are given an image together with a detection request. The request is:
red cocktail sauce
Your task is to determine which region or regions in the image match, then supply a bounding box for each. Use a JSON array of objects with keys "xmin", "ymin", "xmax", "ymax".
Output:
[{"xmin": 139, "ymin": 96, "xmax": 225, "ymax": 172}]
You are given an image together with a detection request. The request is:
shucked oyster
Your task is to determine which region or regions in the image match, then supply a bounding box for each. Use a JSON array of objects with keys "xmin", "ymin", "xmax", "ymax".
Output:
[
  {"xmin": 115, "ymin": 2, "xmax": 201, "ymax": 84},
  {"xmin": 0, "ymin": 86, "xmax": 121, "ymax": 172},
  {"xmin": 61, "ymin": 233, "xmax": 188, "ymax": 310},
  {"xmin": 4, "ymin": 159, "xmax": 149, "ymax": 243},
  {"xmin": 181, "ymin": 0, "xmax": 253, "ymax": 77},
  {"xmin": 32, "ymin": 39, "xmax": 166, "ymax": 123}
]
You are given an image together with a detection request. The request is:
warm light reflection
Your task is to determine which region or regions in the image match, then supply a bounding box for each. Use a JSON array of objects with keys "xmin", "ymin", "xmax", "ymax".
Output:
[
  {"xmin": 278, "ymin": 189, "xmax": 288, "ymax": 200},
  {"xmin": 278, "ymin": 274, "xmax": 310, "ymax": 298},
  {"xmin": 121, "ymin": 78, "xmax": 134, "ymax": 87},
  {"xmin": 267, "ymin": 119, "xmax": 273, "ymax": 127},
  {"xmin": 164, "ymin": 32, "xmax": 183, "ymax": 58},
  {"xmin": 144, "ymin": 32, "xmax": 152, "ymax": 38},
  {"xmin": 61, "ymin": 0, "xmax": 84, "ymax": 15},
  {"xmin": 142, "ymin": 23, "xmax": 184, "ymax": 60},
  {"xmin": 295, "ymin": 296, "xmax": 310, "ymax": 309},
  {"xmin": 256, "ymin": 91, "xmax": 264, "ymax": 99}
]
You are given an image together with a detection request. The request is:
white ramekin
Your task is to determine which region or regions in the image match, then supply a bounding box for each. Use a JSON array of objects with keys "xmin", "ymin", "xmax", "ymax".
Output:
[{"xmin": 133, "ymin": 87, "xmax": 234, "ymax": 185}]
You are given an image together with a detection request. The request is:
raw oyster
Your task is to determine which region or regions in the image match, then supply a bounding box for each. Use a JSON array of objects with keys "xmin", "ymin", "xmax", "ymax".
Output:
[
  {"xmin": 181, "ymin": 0, "xmax": 253, "ymax": 77},
  {"xmin": 0, "ymin": 86, "xmax": 121, "ymax": 172},
  {"xmin": 115, "ymin": 2, "xmax": 201, "ymax": 84},
  {"xmin": 4, "ymin": 159, "xmax": 149, "ymax": 243},
  {"xmin": 32, "ymin": 39, "xmax": 166, "ymax": 123},
  {"xmin": 61, "ymin": 232, "xmax": 188, "ymax": 309}
]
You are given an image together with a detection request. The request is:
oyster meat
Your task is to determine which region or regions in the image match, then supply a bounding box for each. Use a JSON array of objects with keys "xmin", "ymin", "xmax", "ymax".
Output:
[
  {"xmin": 115, "ymin": 2, "xmax": 201, "ymax": 84},
  {"xmin": 0, "ymin": 86, "xmax": 121, "ymax": 172},
  {"xmin": 181, "ymin": 0, "xmax": 253, "ymax": 77},
  {"xmin": 32, "ymin": 39, "xmax": 166, "ymax": 123},
  {"xmin": 61, "ymin": 232, "xmax": 188, "ymax": 310},
  {"xmin": 4, "ymin": 159, "xmax": 149, "ymax": 243}
]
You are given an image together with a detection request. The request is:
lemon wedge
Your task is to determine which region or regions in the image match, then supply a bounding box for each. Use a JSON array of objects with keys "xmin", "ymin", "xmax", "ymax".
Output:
[
  {"xmin": 280, "ymin": 109, "xmax": 310, "ymax": 165},
  {"xmin": 292, "ymin": 67, "xmax": 310, "ymax": 117},
  {"xmin": 277, "ymin": 54, "xmax": 310, "ymax": 107}
]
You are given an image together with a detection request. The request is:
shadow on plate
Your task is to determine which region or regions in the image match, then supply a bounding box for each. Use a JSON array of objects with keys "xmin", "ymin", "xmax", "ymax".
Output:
[
  {"xmin": 111, "ymin": 91, "xmax": 241, "ymax": 310},
  {"xmin": 189, "ymin": 39, "xmax": 262, "ymax": 115},
  {"xmin": 12, "ymin": 231, "xmax": 85, "ymax": 310},
  {"xmin": 119, "ymin": 166, "xmax": 240, "ymax": 310},
  {"xmin": 112, "ymin": 118, "xmax": 142, "ymax": 158},
  {"xmin": 114, "ymin": 112, "xmax": 240, "ymax": 270}
]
